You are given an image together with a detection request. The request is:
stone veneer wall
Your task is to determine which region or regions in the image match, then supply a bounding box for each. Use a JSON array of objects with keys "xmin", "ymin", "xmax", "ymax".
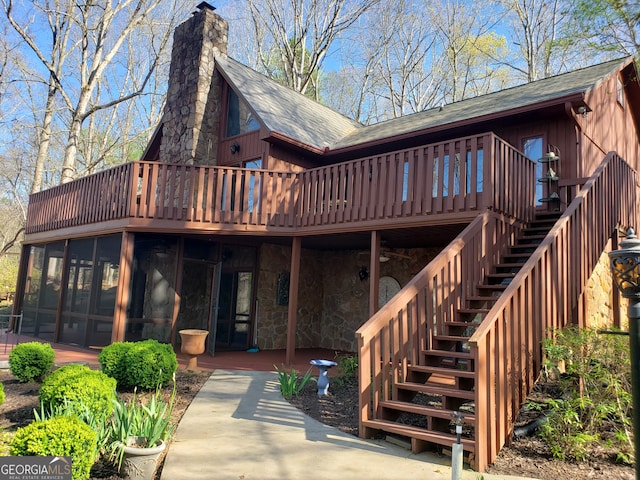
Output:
[
  {"xmin": 255, "ymin": 243, "xmax": 440, "ymax": 353},
  {"xmin": 255, "ymin": 240, "xmax": 621, "ymax": 352},
  {"xmin": 256, "ymin": 244, "xmax": 323, "ymax": 350},
  {"xmin": 159, "ymin": 8, "xmax": 228, "ymax": 165},
  {"xmin": 584, "ymin": 241, "xmax": 626, "ymax": 330}
]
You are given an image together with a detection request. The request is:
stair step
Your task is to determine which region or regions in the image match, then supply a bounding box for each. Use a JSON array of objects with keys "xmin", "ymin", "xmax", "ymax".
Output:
[
  {"xmin": 397, "ymin": 381, "xmax": 475, "ymax": 399},
  {"xmin": 362, "ymin": 419, "xmax": 476, "ymax": 451},
  {"xmin": 409, "ymin": 364, "xmax": 475, "ymax": 378},
  {"xmin": 433, "ymin": 334, "xmax": 469, "ymax": 343},
  {"xmin": 502, "ymin": 252, "xmax": 534, "ymax": 259},
  {"xmin": 477, "ymin": 284, "xmax": 508, "ymax": 292},
  {"xmin": 494, "ymin": 262, "xmax": 525, "ymax": 273},
  {"xmin": 486, "ymin": 273, "xmax": 516, "ymax": 281},
  {"xmin": 457, "ymin": 308, "xmax": 490, "ymax": 315},
  {"xmin": 465, "ymin": 295, "xmax": 499, "ymax": 303},
  {"xmin": 516, "ymin": 234, "xmax": 547, "ymax": 245},
  {"xmin": 379, "ymin": 400, "xmax": 477, "ymax": 423},
  {"xmin": 423, "ymin": 349, "xmax": 473, "ymax": 359}
]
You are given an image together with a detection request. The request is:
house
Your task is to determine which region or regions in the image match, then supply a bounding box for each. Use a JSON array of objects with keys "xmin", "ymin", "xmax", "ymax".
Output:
[{"xmin": 13, "ymin": 2, "xmax": 640, "ymax": 471}]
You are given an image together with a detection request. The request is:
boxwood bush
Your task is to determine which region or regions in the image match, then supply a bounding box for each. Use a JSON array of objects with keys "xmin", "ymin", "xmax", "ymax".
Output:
[
  {"xmin": 98, "ymin": 341, "xmax": 132, "ymax": 383},
  {"xmin": 11, "ymin": 415, "xmax": 96, "ymax": 480},
  {"xmin": 8, "ymin": 342, "xmax": 55, "ymax": 382},
  {"xmin": 39, "ymin": 364, "xmax": 116, "ymax": 423},
  {"xmin": 99, "ymin": 339, "xmax": 177, "ymax": 390}
]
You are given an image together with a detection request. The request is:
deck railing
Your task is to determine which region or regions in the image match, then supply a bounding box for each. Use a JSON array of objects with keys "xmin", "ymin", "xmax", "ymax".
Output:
[
  {"xmin": 26, "ymin": 133, "xmax": 535, "ymax": 235},
  {"xmin": 355, "ymin": 210, "xmax": 522, "ymax": 444},
  {"xmin": 469, "ymin": 151, "xmax": 636, "ymax": 470},
  {"xmin": 295, "ymin": 133, "xmax": 535, "ymax": 228}
]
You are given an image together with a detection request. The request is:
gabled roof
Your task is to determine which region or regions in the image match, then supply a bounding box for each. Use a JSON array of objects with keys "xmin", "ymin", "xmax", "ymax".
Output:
[
  {"xmin": 332, "ymin": 57, "xmax": 634, "ymax": 150},
  {"xmin": 216, "ymin": 55, "xmax": 634, "ymax": 155},
  {"xmin": 215, "ymin": 56, "xmax": 361, "ymax": 153}
]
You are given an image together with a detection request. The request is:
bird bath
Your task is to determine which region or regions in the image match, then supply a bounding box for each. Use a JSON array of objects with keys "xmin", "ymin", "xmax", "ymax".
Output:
[{"xmin": 309, "ymin": 359, "xmax": 338, "ymax": 396}]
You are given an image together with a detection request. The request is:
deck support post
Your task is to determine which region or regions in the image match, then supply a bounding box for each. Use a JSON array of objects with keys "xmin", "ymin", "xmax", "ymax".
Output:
[
  {"xmin": 369, "ymin": 231, "xmax": 381, "ymax": 316},
  {"xmin": 112, "ymin": 232, "xmax": 134, "ymax": 343},
  {"xmin": 286, "ymin": 237, "xmax": 301, "ymax": 366}
]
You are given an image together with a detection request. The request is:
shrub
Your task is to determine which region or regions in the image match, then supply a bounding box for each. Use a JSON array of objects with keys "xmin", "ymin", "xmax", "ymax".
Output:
[
  {"xmin": 333, "ymin": 353, "xmax": 358, "ymax": 388},
  {"xmin": 125, "ymin": 340, "xmax": 177, "ymax": 390},
  {"xmin": 11, "ymin": 415, "xmax": 97, "ymax": 480},
  {"xmin": 39, "ymin": 364, "xmax": 116, "ymax": 423},
  {"xmin": 98, "ymin": 341, "xmax": 133, "ymax": 383},
  {"xmin": 0, "ymin": 382, "xmax": 4, "ymax": 406},
  {"xmin": 8, "ymin": 342, "xmax": 55, "ymax": 382},
  {"xmin": 99, "ymin": 340, "xmax": 177, "ymax": 390},
  {"xmin": 540, "ymin": 326, "xmax": 632, "ymax": 463}
]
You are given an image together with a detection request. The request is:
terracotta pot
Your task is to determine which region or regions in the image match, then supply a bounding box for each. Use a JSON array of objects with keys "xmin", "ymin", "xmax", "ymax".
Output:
[
  {"xmin": 178, "ymin": 329, "xmax": 209, "ymax": 370},
  {"xmin": 122, "ymin": 439, "xmax": 165, "ymax": 480}
]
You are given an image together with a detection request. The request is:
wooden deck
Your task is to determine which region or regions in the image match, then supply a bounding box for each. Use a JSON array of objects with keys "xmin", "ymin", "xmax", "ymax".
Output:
[{"xmin": 25, "ymin": 133, "xmax": 535, "ymax": 241}]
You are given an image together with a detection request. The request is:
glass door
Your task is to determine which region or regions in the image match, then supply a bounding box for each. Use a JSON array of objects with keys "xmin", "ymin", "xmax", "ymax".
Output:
[{"xmin": 215, "ymin": 270, "xmax": 253, "ymax": 350}]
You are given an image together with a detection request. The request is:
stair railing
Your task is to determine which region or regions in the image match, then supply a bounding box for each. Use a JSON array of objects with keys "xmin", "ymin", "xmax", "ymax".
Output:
[
  {"xmin": 469, "ymin": 152, "xmax": 637, "ymax": 471},
  {"xmin": 356, "ymin": 211, "xmax": 523, "ymax": 439}
]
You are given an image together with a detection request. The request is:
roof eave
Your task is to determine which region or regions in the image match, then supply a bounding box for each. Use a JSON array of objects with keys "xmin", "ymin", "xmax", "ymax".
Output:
[{"xmin": 266, "ymin": 130, "xmax": 328, "ymax": 156}]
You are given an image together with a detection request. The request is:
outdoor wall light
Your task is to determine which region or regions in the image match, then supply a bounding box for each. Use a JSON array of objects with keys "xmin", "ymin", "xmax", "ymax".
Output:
[
  {"xmin": 358, "ymin": 266, "xmax": 369, "ymax": 281},
  {"xmin": 230, "ymin": 142, "xmax": 240, "ymax": 154},
  {"xmin": 609, "ymin": 228, "xmax": 640, "ymax": 298},
  {"xmin": 609, "ymin": 227, "xmax": 640, "ymax": 479}
]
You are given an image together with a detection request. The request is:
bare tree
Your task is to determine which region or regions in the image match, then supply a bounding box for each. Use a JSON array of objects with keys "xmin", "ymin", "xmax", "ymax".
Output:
[
  {"xmin": 3, "ymin": 0, "xmax": 190, "ymax": 187},
  {"xmin": 499, "ymin": 0, "xmax": 581, "ymax": 82},
  {"xmin": 244, "ymin": 0, "xmax": 380, "ymax": 97}
]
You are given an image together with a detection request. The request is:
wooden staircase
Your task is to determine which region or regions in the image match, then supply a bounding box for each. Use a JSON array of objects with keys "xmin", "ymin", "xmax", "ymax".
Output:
[{"xmin": 361, "ymin": 212, "xmax": 561, "ymax": 461}]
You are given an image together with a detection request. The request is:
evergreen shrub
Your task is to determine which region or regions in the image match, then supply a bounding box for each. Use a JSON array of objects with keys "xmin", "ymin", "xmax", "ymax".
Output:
[
  {"xmin": 8, "ymin": 342, "xmax": 55, "ymax": 382},
  {"xmin": 98, "ymin": 341, "xmax": 132, "ymax": 384},
  {"xmin": 39, "ymin": 364, "xmax": 116, "ymax": 423},
  {"xmin": 10, "ymin": 415, "xmax": 96, "ymax": 480},
  {"xmin": 100, "ymin": 339, "xmax": 177, "ymax": 390}
]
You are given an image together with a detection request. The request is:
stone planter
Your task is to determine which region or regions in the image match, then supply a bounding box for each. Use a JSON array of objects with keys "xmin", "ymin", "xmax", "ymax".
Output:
[
  {"xmin": 178, "ymin": 329, "xmax": 209, "ymax": 370},
  {"xmin": 122, "ymin": 438, "xmax": 165, "ymax": 480}
]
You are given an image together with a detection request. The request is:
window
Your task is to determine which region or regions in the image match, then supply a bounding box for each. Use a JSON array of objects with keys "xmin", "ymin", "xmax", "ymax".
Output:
[
  {"xmin": 225, "ymin": 89, "xmax": 260, "ymax": 137},
  {"xmin": 617, "ymin": 77, "xmax": 625, "ymax": 107},
  {"xmin": 523, "ymin": 136, "xmax": 544, "ymax": 203}
]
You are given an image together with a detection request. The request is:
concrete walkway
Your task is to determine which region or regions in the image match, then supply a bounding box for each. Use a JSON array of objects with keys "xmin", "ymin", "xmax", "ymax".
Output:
[{"xmin": 161, "ymin": 370, "xmax": 538, "ymax": 480}]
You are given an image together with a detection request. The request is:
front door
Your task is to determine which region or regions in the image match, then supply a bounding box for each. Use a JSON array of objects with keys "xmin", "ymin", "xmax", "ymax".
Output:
[{"xmin": 215, "ymin": 270, "xmax": 253, "ymax": 350}]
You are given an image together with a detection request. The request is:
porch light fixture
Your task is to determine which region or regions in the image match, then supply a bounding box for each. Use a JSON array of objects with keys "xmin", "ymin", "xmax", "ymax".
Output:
[
  {"xmin": 609, "ymin": 227, "xmax": 640, "ymax": 479},
  {"xmin": 230, "ymin": 142, "xmax": 240, "ymax": 154},
  {"xmin": 379, "ymin": 255, "xmax": 390, "ymax": 263}
]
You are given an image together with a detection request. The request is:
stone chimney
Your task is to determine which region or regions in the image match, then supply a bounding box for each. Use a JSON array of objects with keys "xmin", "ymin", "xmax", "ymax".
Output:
[{"xmin": 159, "ymin": 2, "xmax": 228, "ymax": 165}]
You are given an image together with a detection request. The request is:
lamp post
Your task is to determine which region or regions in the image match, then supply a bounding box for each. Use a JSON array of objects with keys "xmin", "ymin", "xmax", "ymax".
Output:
[{"xmin": 609, "ymin": 227, "xmax": 640, "ymax": 477}]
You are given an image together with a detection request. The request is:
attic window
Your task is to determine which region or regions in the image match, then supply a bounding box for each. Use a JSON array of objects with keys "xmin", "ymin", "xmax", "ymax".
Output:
[
  {"xmin": 226, "ymin": 89, "xmax": 260, "ymax": 137},
  {"xmin": 617, "ymin": 77, "xmax": 625, "ymax": 107}
]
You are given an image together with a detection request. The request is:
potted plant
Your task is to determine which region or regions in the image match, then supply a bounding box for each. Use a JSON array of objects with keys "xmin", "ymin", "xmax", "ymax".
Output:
[{"xmin": 107, "ymin": 384, "xmax": 175, "ymax": 480}]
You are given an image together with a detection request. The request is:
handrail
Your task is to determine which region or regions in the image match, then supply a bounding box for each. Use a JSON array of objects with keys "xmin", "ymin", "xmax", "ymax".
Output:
[
  {"xmin": 356, "ymin": 210, "xmax": 523, "ymax": 439},
  {"xmin": 25, "ymin": 132, "xmax": 536, "ymax": 235},
  {"xmin": 468, "ymin": 152, "xmax": 637, "ymax": 470}
]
